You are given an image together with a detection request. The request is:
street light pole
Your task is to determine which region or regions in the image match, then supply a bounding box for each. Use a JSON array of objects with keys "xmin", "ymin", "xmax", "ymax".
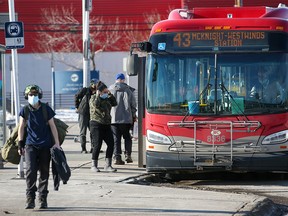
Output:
[
  {"xmin": 51, "ymin": 52, "xmax": 55, "ymax": 110},
  {"xmin": 82, "ymin": 0, "xmax": 92, "ymax": 87}
]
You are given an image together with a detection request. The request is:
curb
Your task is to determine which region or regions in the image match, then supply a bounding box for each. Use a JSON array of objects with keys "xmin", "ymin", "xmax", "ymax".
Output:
[{"xmin": 235, "ymin": 197, "xmax": 284, "ymax": 216}]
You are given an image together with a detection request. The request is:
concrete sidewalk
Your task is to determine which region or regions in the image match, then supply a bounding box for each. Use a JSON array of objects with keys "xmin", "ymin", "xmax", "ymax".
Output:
[{"xmin": 0, "ymin": 123, "xmax": 278, "ymax": 216}]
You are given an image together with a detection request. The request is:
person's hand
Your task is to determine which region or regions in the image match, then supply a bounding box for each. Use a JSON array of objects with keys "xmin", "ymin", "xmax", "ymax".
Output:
[
  {"xmin": 18, "ymin": 148, "xmax": 25, "ymax": 155},
  {"xmin": 75, "ymin": 108, "xmax": 79, "ymax": 113},
  {"xmin": 52, "ymin": 143, "xmax": 61, "ymax": 149},
  {"xmin": 18, "ymin": 140, "xmax": 25, "ymax": 155},
  {"xmin": 133, "ymin": 116, "xmax": 138, "ymax": 122}
]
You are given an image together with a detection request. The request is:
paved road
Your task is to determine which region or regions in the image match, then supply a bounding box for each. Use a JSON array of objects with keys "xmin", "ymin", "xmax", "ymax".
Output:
[{"xmin": 0, "ymin": 123, "xmax": 282, "ymax": 216}]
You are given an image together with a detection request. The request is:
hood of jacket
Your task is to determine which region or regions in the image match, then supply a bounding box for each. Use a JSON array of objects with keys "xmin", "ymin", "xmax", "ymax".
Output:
[{"xmin": 113, "ymin": 82, "xmax": 130, "ymax": 92}]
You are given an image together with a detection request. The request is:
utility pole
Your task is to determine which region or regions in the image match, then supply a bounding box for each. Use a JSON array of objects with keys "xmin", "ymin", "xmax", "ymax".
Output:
[
  {"xmin": 82, "ymin": 0, "xmax": 92, "ymax": 87},
  {"xmin": 8, "ymin": 0, "xmax": 23, "ymax": 178},
  {"xmin": 51, "ymin": 52, "xmax": 55, "ymax": 110}
]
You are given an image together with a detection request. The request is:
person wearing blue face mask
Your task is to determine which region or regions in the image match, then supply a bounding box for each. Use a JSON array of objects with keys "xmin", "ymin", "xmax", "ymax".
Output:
[
  {"xmin": 18, "ymin": 84, "xmax": 60, "ymax": 209},
  {"xmin": 89, "ymin": 82, "xmax": 118, "ymax": 172}
]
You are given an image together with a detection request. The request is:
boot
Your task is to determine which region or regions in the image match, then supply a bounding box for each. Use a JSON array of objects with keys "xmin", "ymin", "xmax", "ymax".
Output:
[
  {"xmin": 125, "ymin": 155, "xmax": 133, "ymax": 163},
  {"xmin": 104, "ymin": 158, "xmax": 117, "ymax": 172},
  {"xmin": 114, "ymin": 155, "xmax": 125, "ymax": 165},
  {"xmin": 25, "ymin": 197, "xmax": 35, "ymax": 209},
  {"xmin": 39, "ymin": 196, "xmax": 48, "ymax": 209},
  {"xmin": 91, "ymin": 160, "xmax": 100, "ymax": 172}
]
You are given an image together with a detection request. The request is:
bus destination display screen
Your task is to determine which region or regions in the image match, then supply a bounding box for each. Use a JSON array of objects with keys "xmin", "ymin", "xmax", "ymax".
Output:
[
  {"xmin": 173, "ymin": 31, "xmax": 267, "ymax": 48},
  {"xmin": 150, "ymin": 31, "xmax": 287, "ymax": 52}
]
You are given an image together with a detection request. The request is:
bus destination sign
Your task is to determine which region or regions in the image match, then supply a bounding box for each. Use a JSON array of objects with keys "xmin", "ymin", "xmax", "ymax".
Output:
[{"xmin": 172, "ymin": 31, "xmax": 268, "ymax": 50}]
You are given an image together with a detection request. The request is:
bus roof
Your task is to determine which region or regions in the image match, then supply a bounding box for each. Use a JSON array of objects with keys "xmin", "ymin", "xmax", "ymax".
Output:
[
  {"xmin": 168, "ymin": 6, "xmax": 288, "ymax": 19},
  {"xmin": 150, "ymin": 6, "xmax": 288, "ymax": 34}
]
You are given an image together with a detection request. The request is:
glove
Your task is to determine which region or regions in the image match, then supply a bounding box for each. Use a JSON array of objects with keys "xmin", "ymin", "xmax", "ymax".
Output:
[{"xmin": 18, "ymin": 140, "xmax": 25, "ymax": 150}]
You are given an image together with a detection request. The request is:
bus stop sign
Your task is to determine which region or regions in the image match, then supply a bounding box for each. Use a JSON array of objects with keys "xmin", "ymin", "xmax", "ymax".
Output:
[{"xmin": 5, "ymin": 21, "xmax": 25, "ymax": 49}]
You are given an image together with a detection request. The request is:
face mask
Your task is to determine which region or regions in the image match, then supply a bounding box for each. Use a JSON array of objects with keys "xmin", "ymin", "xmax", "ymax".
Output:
[
  {"xmin": 100, "ymin": 93, "xmax": 108, "ymax": 99},
  {"xmin": 28, "ymin": 95, "xmax": 39, "ymax": 106}
]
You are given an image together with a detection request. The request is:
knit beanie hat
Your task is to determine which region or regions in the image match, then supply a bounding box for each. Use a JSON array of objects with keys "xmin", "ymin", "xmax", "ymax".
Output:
[{"xmin": 97, "ymin": 83, "xmax": 107, "ymax": 92}]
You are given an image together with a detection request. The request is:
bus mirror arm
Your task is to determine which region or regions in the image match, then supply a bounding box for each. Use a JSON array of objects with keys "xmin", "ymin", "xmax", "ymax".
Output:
[{"xmin": 130, "ymin": 42, "xmax": 152, "ymax": 54}]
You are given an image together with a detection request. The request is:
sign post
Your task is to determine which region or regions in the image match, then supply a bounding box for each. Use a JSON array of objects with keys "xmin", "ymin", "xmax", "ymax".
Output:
[{"xmin": 6, "ymin": 0, "xmax": 25, "ymax": 178}]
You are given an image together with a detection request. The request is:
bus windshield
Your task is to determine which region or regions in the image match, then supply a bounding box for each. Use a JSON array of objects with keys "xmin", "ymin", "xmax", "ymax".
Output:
[{"xmin": 146, "ymin": 53, "xmax": 288, "ymax": 115}]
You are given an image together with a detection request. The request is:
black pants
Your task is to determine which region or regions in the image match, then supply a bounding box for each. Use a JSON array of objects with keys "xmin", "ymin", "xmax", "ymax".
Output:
[
  {"xmin": 25, "ymin": 145, "xmax": 51, "ymax": 199},
  {"xmin": 90, "ymin": 121, "xmax": 114, "ymax": 160},
  {"xmin": 111, "ymin": 124, "xmax": 132, "ymax": 159}
]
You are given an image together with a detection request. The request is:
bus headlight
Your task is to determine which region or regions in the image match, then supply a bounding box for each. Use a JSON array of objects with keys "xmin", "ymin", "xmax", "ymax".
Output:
[
  {"xmin": 262, "ymin": 130, "xmax": 288, "ymax": 145},
  {"xmin": 147, "ymin": 130, "xmax": 172, "ymax": 144}
]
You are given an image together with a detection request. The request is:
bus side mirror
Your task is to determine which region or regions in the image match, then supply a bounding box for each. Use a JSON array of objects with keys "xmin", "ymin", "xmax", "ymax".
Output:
[{"xmin": 127, "ymin": 54, "xmax": 144, "ymax": 76}]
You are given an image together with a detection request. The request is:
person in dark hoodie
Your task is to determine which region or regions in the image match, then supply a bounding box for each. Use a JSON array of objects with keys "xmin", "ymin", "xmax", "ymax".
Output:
[
  {"xmin": 109, "ymin": 73, "xmax": 137, "ymax": 165},
  {"xmin": 89, "ymin": 82, "xmax": 118, "ymax": 172}
]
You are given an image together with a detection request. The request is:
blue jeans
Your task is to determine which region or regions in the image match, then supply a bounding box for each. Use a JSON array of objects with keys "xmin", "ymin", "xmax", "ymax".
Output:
[{"xmin": 25, "ymin": 145, "xmax": 51, "ymax": 199}]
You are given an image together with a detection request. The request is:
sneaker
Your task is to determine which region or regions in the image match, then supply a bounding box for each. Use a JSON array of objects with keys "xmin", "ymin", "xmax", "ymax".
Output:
[
  {"xmin": 25, "ymin": 197, "xmax": 35, "ymax": 209},
  {"xmin": 104, "ymin": 165, "xmax": 117, "ymax": 172},
  {"xmin": 125, "ymin": 156, "xmax": 133, "ymax": 163},
  {"xmin": 81, "ymin": 150, "xmax": 88, "ymax": 154},
  {"xmin": 91, "ymin": 166, "xmax": 100, "ymax": 172},
  {"xmin": 114, "ymin": 159, "xmax": 125, "ymax": 165}
]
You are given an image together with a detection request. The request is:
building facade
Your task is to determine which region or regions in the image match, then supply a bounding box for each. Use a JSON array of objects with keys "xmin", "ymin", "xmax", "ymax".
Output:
[{"xmin": 0, "ymin": 0, "xmax": 287, "ymax": 108}]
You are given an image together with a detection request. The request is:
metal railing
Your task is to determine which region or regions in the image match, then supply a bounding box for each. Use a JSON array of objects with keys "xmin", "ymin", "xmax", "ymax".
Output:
[{"xmin": 6, "ymin": 90, "xmax": 138, "ymax": 110}]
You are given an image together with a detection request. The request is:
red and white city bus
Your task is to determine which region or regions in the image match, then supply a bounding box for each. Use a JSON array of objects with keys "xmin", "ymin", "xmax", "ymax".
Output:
[{"xmin": 128, "ymin": 4, "xmax": 288, "ymax": 173}]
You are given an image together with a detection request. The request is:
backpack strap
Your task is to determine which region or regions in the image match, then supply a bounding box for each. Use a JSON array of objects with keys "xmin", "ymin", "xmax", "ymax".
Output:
[
  {"xmin": 24, "ymin": 105, "xmax": 30, "ymax": 121},
  {"xmin": 86, "ymin": 87, "xmax": 91, "ymax": 100},
  {"xmin": 41, "ymin": 102, "xmax": 49, "ymax": 124}
]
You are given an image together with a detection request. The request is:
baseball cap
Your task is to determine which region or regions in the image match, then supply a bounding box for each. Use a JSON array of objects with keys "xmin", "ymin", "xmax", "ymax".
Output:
[
  {"xmin": 90, "ymin": 78, "xmax": 98, "ymax": 85},
  {"xmin": 116, "ymin": 73, "xmax": 125, "ymax": 80}
]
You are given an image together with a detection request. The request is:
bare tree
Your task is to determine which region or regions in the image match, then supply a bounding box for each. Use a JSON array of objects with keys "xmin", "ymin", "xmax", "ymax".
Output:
[
  {"xmin": 122, "ymin": 9, "xmax": 172, "ymax": 50},
  {"xmin": 35, "ymin": 6, "xmax": 125, "ymax": 71},
  {"xmin": 35, "ymin": 6, "xmax": 169, "ymax": 70},
  {"xmin": 35, "ymin": 6, "xmax": 82, "ymax": 69}
]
